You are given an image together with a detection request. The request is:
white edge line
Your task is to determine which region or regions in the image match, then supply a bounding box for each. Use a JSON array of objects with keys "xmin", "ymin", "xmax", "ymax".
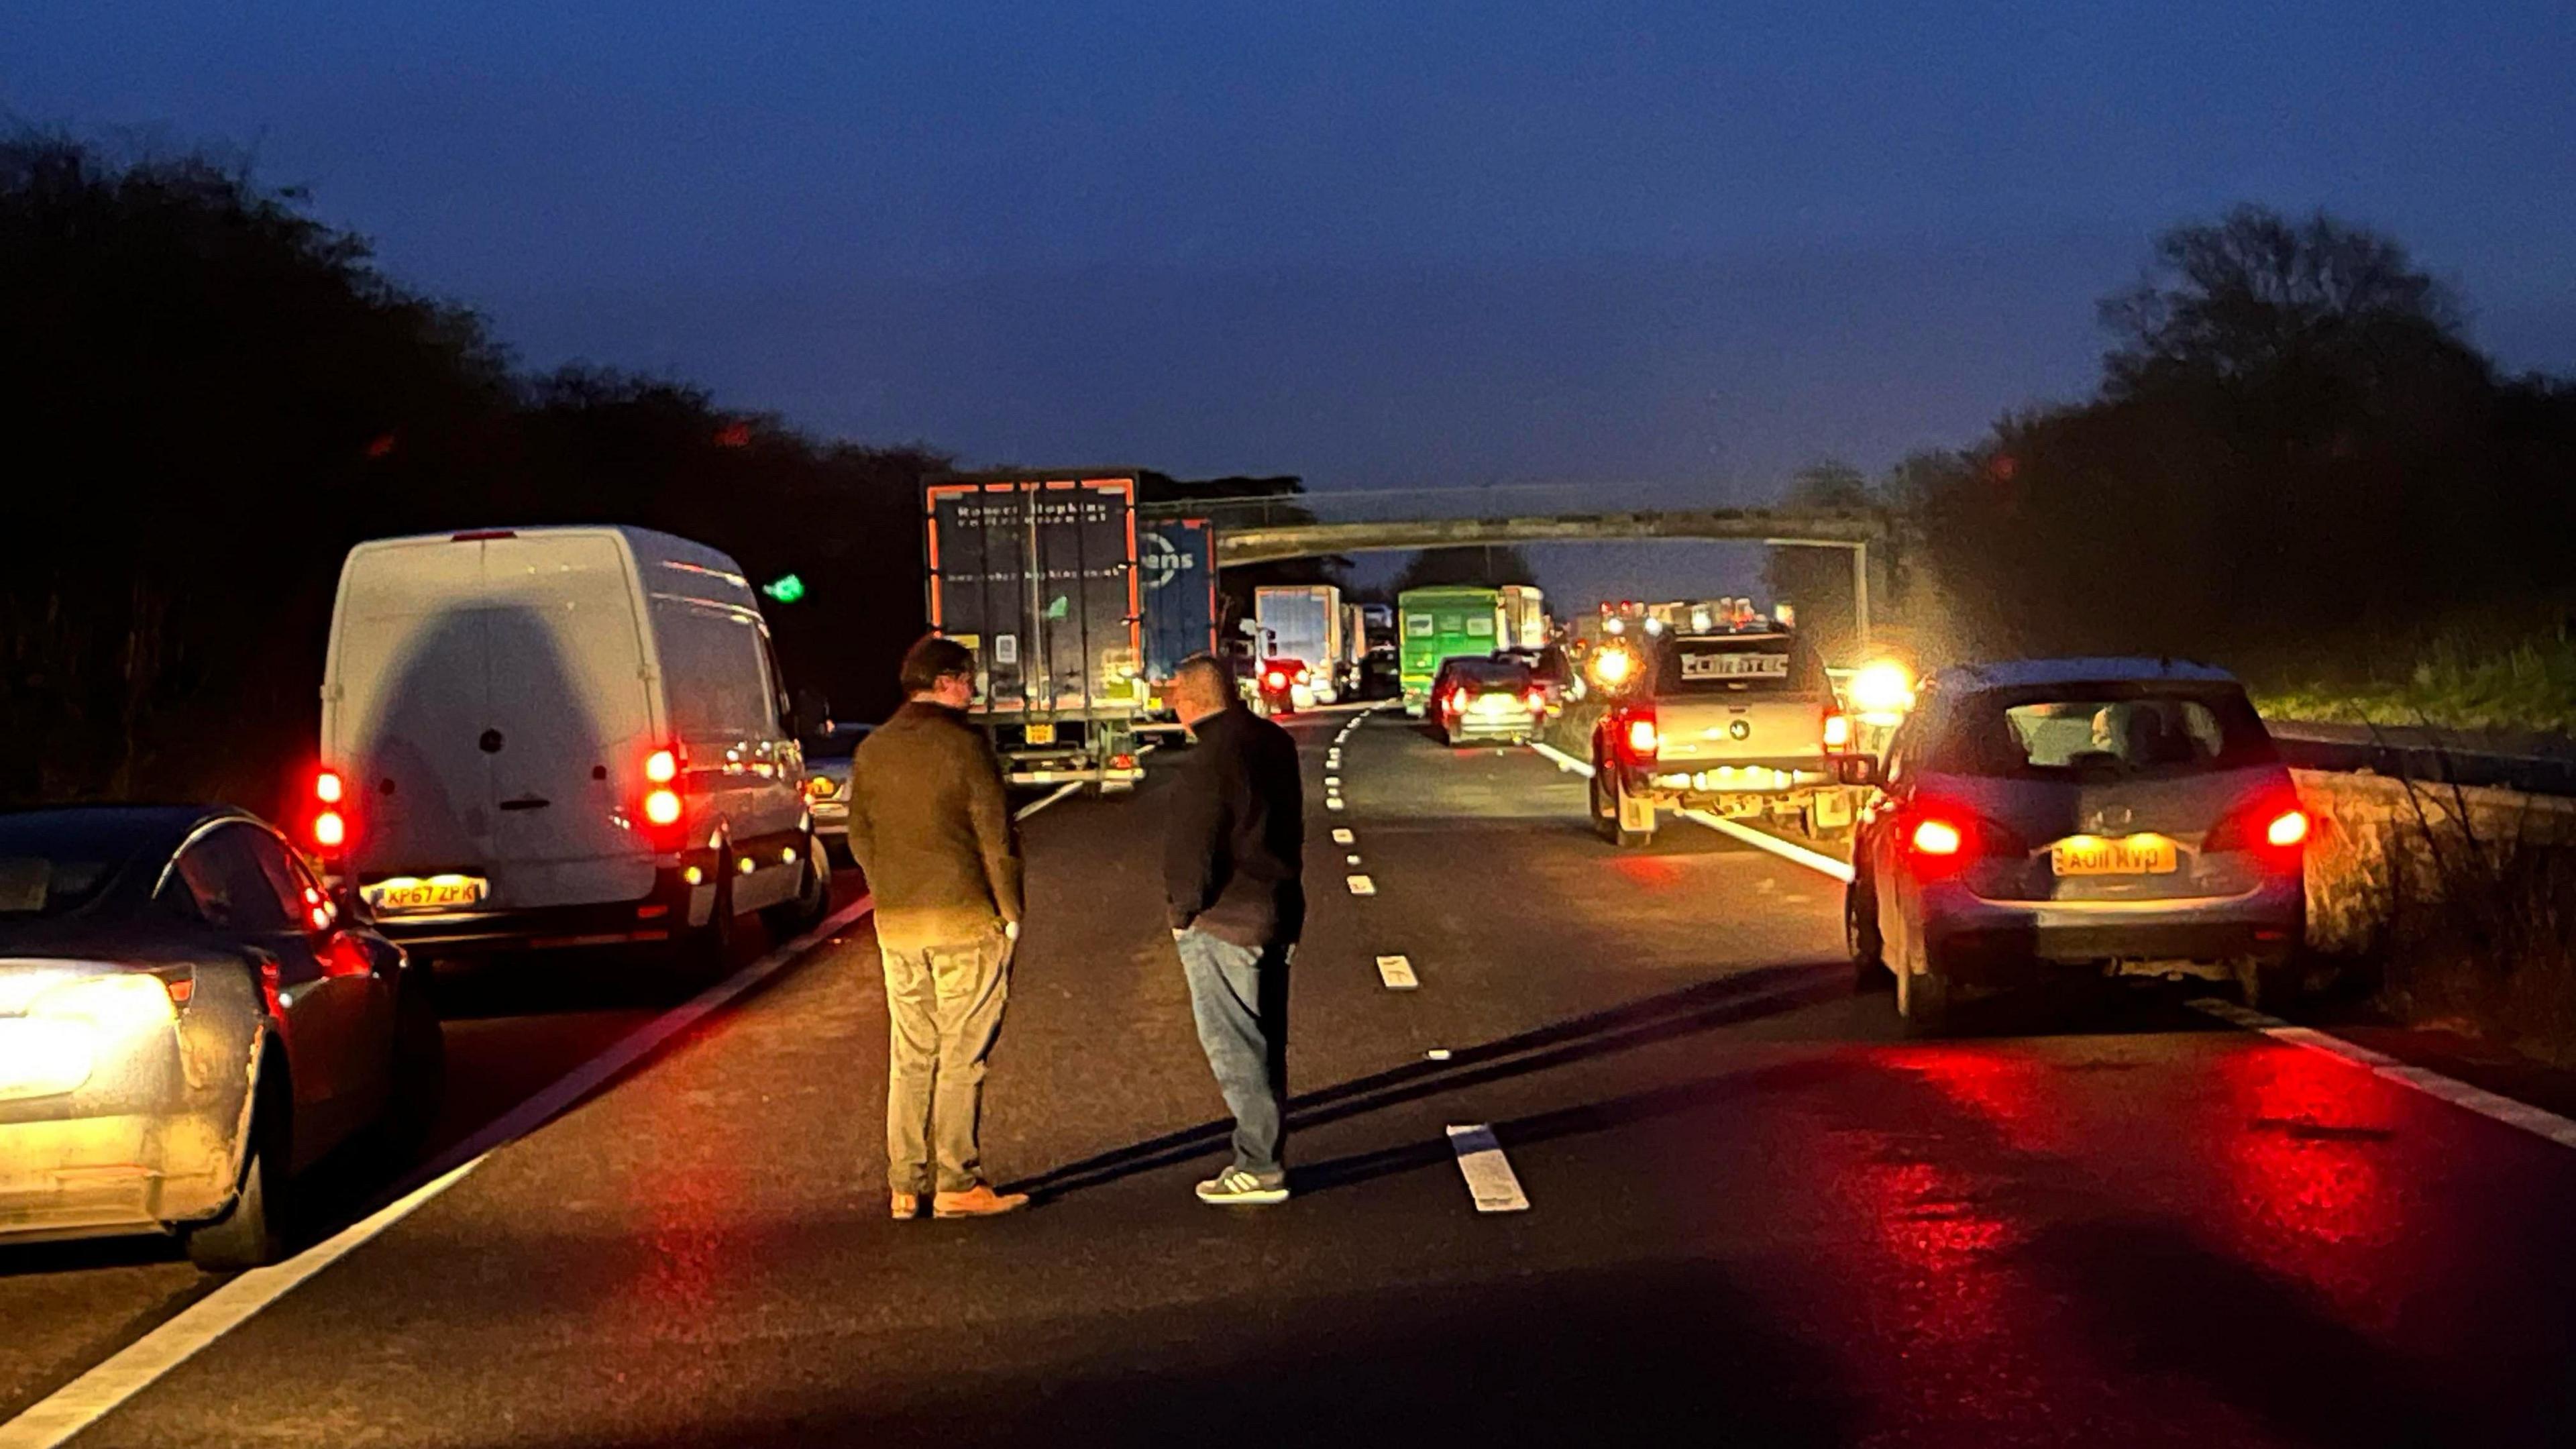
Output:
[
  {"xmin": 1014, "ymin": 781, "xmax": 1083, "ymax": 822},
  {"xmin": 0, "ymin": 894, "xmax": 878, "ymax": 1449},
  {"xmin": 1526, "ymin": 741, "xmax": 1856, "ymax": 884},
  {"xmin": 2190, "ymin": 998, "xmax": 2576, "ymax": 1152}
]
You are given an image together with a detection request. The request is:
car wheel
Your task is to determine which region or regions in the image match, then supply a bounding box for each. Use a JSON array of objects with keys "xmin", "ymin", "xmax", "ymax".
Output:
[
  {"xmin": 383, "ymin": 973, "xmax": 445, "ymax": 1150},
  {"xmin": 1589, "ymin": 755, "xmax": 1619, "ymax": 843},
  {"xmin": 1896, "ymin": 958, "xmax": 1951, "ymax": 1035},
  {"xmin": 679, "ymin": 855, "xmax": 737, "ymax": 979},
  {"xmin": 762, "ymin": 834, "xmax": 832, "ymax": 938},
  {"xmin": 2234, "ymin": 955, "xmax": 2299, "ymax": 1014},
  {"xmin": 1847, "ymin": 878, "xmax": 1888, "ymax": 991},
  {"xmin": 184, "ymin": 1073, "xmax": 288, "ymax": 1271}
]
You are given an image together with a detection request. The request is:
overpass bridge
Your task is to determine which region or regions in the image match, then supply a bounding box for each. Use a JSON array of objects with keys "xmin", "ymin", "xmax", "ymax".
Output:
[{"xmin": 1139, "ymin": 487, "xmax": 1890, "ymax": 641}]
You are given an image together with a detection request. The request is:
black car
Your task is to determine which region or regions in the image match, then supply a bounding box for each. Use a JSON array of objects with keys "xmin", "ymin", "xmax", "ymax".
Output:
[{"xmin": 0, "ymin": 806, "xmax": 441, "ymax": 1268}]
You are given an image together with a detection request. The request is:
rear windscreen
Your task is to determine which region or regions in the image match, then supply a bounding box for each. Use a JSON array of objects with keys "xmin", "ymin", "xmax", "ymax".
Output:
[
  {"xmin": 1656, "ymin": 635, "xmax": 1824, "ymax": 694},
  {"xmin": 1446, "ymin": 660, "xmax": 1529, "ymax": 688},
  {"xmin": 1937, "ymin": 685, "xmax": 2278, "ymax": 779}
]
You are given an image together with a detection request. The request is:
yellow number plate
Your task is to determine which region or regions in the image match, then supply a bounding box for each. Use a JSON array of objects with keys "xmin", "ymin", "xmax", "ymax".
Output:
[
  {"xmin": 1024, "ymin": 722, "xmax": 1057, "ymax": 745},
  {"xmin": 2049, "ymin": 835, "xmax": 2178, "ymax": 876},
  {"xmin": 364, "ymin": 875, "xmax": 489, "ymax": 912}
]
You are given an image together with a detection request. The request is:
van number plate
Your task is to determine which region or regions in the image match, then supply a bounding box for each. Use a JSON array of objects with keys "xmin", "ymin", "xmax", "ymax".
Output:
[{"xmin": 364, "ymin": 875, "xmax": 489, "ymax": 912}]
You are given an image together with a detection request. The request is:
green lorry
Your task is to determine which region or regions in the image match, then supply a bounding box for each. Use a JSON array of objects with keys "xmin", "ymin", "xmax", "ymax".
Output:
[{"xmin": 1397, "ymin": 585, "xmax": 1509, "ymax": 715}]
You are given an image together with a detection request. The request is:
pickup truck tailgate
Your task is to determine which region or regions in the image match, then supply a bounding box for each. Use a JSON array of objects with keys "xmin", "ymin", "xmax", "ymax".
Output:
[{"xmin": 1656, "ymin": 696, "xmax": 1829, "ymax": 765}]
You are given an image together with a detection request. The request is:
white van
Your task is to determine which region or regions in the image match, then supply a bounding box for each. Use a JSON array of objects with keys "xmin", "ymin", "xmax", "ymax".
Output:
[{"xmin": 313, "ymin": 525, "xmax": 829, "ymax": 965}]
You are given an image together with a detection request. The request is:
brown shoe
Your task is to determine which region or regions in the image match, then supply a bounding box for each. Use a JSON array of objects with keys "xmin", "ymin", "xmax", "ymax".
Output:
[
  {"xmin": 890, "ymin": 1192, "xmax": 924, "ymax": 1221},
  {"xmin": 932, "ymin": 1183, "xmax": 1030, "ymax": 1218}
]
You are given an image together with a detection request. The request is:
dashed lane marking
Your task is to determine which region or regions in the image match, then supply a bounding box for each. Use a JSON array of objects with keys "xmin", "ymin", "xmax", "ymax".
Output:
[
  {"xmin": 2192, "ymin": 998, "xmax": 2576, "ymax": 1152},
  {"xmin": 1525, "ymin": 741, "xmax": 1856, "ymax": 884},
  {"xmin": 1331, "ymin": 828, "xmax": 1354, "ymax": 845},
  {"xmin": 1346, "ymin": 874, "xmax": 1377, "ymax": 896},
  {"xmin": 0, "ymin": 896, "xmax": 881, "ymax": 1449},
  {"xmin": 1327, "ymin": 798, "xmax": 1346, "ymax": 811},
  {"xmin": 1446, "ymin": 1125, "xmax": 1531, "ymax": 1212},
  {"xmin": 1346, "ymin": 853, "xmax": 1363, "ymax": 866},
  {"xmin": 1375, "ymin": 955, "xmax": 1420, "ymax": 990}
]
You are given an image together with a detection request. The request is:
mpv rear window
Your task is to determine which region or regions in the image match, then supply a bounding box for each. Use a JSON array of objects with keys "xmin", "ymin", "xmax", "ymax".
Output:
[
  {"xmin": 1935, "ymin": 684, "xmax": 2278, "ymax": 779},
  {"xmin": 1656, "ymin": 634, "xmax": 1825, "ymax": 694}
]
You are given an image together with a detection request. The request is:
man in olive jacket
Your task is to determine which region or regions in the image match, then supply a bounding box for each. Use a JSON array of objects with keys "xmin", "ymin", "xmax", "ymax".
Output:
[{"xmin": 847, "ymin": 636, "xmax": 1028, "ymax": 1220}]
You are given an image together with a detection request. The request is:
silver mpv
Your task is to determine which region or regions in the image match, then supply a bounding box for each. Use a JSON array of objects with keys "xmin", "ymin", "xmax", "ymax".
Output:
[{"xmin": 1843, "ymin": 659, "xmax": 2309, "ymax": 1032}]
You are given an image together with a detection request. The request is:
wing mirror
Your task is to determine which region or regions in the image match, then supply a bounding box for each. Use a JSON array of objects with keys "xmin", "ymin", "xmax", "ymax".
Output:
[{"xmin": 1835, "ymin": 754, "xmax": 1884, "ymax": 788}]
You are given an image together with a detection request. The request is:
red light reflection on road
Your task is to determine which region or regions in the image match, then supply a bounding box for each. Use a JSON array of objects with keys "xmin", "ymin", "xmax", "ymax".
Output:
[
  {"xmin": 2211, "ymin": 1044, "xmax": 2409, "ymax": 1324},
  {"xmin": 1607, "ymin": 855, "xmax": 1687, "ymax": 889},
  {"xmin": 1884, "ymin": 1045, "xmax": 2067, "ymax": 1153}
]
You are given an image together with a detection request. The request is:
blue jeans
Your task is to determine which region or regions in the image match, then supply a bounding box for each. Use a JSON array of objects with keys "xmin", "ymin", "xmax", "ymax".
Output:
[{"xmin": 1175, "ymin": 928, "xmax": 1291, "ymax": 1181}]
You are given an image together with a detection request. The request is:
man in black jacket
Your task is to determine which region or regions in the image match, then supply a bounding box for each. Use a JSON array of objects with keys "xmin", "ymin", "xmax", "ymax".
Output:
[{"xmin": 1164, "ymin": 653, "xmax": 1305, "ymax": 1206}]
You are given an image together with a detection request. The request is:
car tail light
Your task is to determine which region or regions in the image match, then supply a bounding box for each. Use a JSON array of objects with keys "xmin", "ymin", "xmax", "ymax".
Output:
[
  {"xmin": 1900, "ymin": 800, "xmax": 2022, "ymax": 881},
  {"xmin": 1910, "ymin": 817, "xmax": 1964, "ymax": 855},
  {"xmin": 2266, "ymin": 809, "xmax": 2310, "ymax": 849},
  {"xmin": 1821, "ymin": 710, "xmax": 1853, "ymax": 753},
  {"xmin": 1265, "ymin": 670, "xmax": 1287, "ymax": 689},
  {"xmin": 2206, "ymin": 788, "xmax": 2310, "ymax": 871},
  {"xmin": 1295, "ymin": 667, "xmax": 1310, "ymax": 684},
  {"xmin": 1525, "ymin": 688, "xmax": 1546, "ymax": 712}
]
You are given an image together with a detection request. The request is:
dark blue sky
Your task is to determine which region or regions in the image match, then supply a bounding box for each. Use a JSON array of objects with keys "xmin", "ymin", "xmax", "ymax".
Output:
[{"xmin": 10, "ymin": 1, "xmax": 2573, "ymax": 603}]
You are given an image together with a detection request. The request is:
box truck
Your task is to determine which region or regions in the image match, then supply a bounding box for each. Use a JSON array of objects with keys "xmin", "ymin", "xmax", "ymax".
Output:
[{"xmin": 1254, "ymin": 584, "xmax": 1345, "ymax": 704}]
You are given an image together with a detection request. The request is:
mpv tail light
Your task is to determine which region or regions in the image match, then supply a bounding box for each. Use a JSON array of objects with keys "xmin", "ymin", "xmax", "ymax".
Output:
[
  {"xmin": 1900, "ymin": 800, "xmax": 2024, "ymax": 882},
  {"xmin": 2206, "ymin": 788, "xmax": 2310, "ymax": 873}
]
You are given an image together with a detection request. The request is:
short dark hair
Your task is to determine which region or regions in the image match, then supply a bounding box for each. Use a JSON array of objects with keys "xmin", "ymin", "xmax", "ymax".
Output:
[
  {"xmin": 900, "ymin": 635, "xmax": 976, "ymax": 695},
  {"xmin": 1172, "ymin": 653, "xmax": 1232, "ymax": 700}
]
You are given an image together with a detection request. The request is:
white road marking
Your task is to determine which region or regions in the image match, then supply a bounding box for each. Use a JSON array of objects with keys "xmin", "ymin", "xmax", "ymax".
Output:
[
  {"xmin": 1346, "ymin": 853, "xmax": 1363, "ymax": 866},
  {"xmin": 1014, "ymin": 781, "xmax": 1083, "ymax": 822},
  {"xmin": 1331, "ymin": 828, "xmax": 1355, "ymax": 845},
  {"xmin": 1325, "ymin": 775, "xmax": 1342, "ymax": 788},
  {"xmin": 1375, "ymin": 955, "xmax": 1419, "ymax": 990},
  {"xmin": 1346, "ymin": 874, "xmax": 1377, "ymax": 896},
  {"xmin": 1426, "ymin": 1048, "xmax": 1453, "ymax": 1061},
  {"xmin": 2191, "ymin": 998, "xmax": 2576, "ymax": 1152},
  {"xmin": 0, "ymin": 895, "xmax": 879, "ymax": 1449},
  {"xmin": 1446, "ymin": 1124, "xmax": 1531, "ymax": 1212},
  {"xmin": 1524, "ymin": 741, "xmax": 1856, "ymax": 884},
  {"xmin": 1327, "ymin": 798, "xmax": 1346, "ymax": 811}
]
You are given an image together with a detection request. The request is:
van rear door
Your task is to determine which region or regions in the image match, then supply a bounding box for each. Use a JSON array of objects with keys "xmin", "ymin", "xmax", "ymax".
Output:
[
  {"xmin": 477, "ymin": 535, "xmax": 656, "ymax": 883},
  {"xmin": 329, "ymin": 533, "xmax": 655, "ymax": 904}
]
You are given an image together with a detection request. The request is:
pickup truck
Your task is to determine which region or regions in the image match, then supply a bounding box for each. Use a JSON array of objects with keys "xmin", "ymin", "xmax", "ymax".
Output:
[{"xmin": 1587, "ymin": 629, "xmax": 1854, "ymax": 847}]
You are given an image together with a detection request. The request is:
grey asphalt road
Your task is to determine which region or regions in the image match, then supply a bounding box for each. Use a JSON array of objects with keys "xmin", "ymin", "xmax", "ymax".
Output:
[{"xmin": 11, "ymin": 706, "xmax": 2576, "ymax": 1446}]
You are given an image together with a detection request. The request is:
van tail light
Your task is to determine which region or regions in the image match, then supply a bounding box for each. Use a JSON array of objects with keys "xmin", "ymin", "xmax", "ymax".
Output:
[
  {"xmin": 2206, "ymin": 788, "xmax": 2310, "ymax": 872},
  {"xmin": 310, "ymin": 769, "xmax": 352, "ymax": 855},
  {"xmin": 640, "ymin": 745, "xmax": 687, "ymax": 845},
  {"xmin": 1821, "ymin": 710, "xmax": 1853, "ymax": 753}
]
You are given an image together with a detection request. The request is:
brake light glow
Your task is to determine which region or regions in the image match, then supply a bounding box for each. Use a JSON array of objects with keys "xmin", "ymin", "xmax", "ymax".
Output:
[
  {"xmin": 643, "ymin": 789, "xmax": 683, "ymax": 826},
  {"xmin": 1910, "ymin": 818, "xmax": 1964, "ymax": 856},
  {"xmin": 315, "ymin": 770, "xmax": 345, "ymax": 804},
  {"xmin": 311, "ymin": 810, "xmax": 347, "ymax": 849},
  {"xmin": 645, "ymin": 748, "xmax": 680, "ymax": 784},
  {"xmin": 1265, "ymin": 670, "xmax": 1287, "ymax": 689},
  {"xmin": 1525, "ymin": 689, "xmax": 1546, "ymax": 712},
  {"xmin": 2265, "ymin": 809, "xmax": 2310, "ymax": 849},
  {"xmin": 1624, "ymin": 714, "xmax": 1660, "ymax": 759}
]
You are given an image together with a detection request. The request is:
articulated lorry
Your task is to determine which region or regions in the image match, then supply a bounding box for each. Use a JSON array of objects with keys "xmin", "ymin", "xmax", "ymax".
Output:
[
  {"xmin": 1138, "ymin": 516, "xmax": 1218, "ymax": 718},
  {"xmin": 925, "ymin": 473, "xmax": 1145, "ymax": 790}
]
